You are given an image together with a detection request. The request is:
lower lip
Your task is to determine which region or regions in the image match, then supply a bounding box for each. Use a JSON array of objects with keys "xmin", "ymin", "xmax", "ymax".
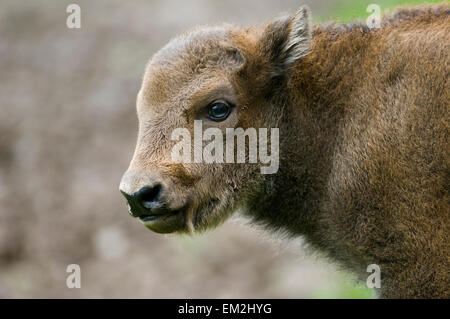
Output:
[{"xmin": 137, "ymin": 210, "xmax": 184, "ymax": 234}]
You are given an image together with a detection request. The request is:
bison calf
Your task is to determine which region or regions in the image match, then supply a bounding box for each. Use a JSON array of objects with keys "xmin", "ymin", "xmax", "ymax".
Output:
[{"xmin": 120, "ymin": 4, "xmax": 449, "ymax": 298}]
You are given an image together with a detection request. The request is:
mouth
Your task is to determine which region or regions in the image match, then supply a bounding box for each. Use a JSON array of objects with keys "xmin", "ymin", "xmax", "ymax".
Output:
[
  {"xmin": 126, "ymin": 197, "xmax": 222, "ymax": 234},
  {"xmin": 138, "ymin": 214, "xmax": 162, "ymax": 222},
  {"xmin": 132, "ymin": 208, "xmax": 187, "ymax": 234}
]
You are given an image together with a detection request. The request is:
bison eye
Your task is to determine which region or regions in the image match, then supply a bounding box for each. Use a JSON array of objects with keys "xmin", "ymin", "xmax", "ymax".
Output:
[{"xmin": 208, "ymin": 100, "xmax": 231, "ymax": 122}]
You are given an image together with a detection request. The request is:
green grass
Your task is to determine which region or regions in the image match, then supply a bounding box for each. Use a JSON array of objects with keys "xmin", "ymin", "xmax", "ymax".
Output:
[
  {"xmin": 309, "ymin": 276, "xmax": 376, "ymax": 299},
  {"xmin": 316, "ymin": 0, "xmax": 447, "ymax": 22}
]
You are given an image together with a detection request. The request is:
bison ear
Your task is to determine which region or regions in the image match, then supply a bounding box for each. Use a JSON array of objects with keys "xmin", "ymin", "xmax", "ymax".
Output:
[{"xmin": 259, "ymin": 6, "xmax": 312, "ymax": 74}]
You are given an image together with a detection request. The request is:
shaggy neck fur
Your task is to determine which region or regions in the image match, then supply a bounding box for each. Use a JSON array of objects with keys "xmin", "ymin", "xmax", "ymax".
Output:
[{"xmin": 245, "ymin": 6, "xmax": 449, "ymax": 298}]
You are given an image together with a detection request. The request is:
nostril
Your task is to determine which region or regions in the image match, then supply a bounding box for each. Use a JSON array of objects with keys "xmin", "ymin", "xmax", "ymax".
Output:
[
  {"xmin": 136, "ymin": 184, "xmax": 162, "ymax": 209},
  {"xmin": 120, "ymin": 189, "xmax": 133, "ymax": 202},
  {"xmin": 120, "ymin": 189, "xmax": 140, "ymax": 217}
]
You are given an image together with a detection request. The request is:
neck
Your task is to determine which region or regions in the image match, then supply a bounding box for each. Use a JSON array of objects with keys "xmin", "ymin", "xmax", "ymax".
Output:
[{"xmin": 246, "ymin": 25, "xmax": 375, "ymax": 237}]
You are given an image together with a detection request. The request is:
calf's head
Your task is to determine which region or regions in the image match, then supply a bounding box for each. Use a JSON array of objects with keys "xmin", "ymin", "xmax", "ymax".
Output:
[{"xmin": 119, "ymin": 7, "xmax": 312, "ymax": 234}]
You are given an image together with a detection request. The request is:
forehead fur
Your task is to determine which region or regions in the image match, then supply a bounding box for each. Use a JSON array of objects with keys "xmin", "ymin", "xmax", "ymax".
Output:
[{"xmin": 140, "ymin": 25, "xmax": 246, "ymax": 106}]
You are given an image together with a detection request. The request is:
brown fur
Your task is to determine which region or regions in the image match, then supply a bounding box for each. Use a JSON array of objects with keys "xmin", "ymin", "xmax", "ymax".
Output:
[{"xmin": 120, "ymin": 4, "xmax": 450, "ymax": 298}]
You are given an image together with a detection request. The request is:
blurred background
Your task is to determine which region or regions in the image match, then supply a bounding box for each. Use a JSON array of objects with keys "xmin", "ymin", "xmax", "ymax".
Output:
[{"xmin": 0, "ymin": 0, "xmax": 442, "ymax": 298}]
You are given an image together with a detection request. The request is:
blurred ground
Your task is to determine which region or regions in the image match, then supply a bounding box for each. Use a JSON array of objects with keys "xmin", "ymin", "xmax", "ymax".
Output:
[{"xmin": 1, "ymin": 0, "xmax": 436, "ymax": 298}]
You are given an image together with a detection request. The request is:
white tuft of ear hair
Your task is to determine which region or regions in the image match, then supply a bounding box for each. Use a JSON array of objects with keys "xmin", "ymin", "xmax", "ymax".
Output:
[{"xmin": 280, "ymin": 6, "xmax": 312, "ymax": 69}]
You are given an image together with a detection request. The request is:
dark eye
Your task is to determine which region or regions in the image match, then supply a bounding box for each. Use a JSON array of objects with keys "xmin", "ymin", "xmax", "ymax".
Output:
[{"xmin": 208, "ymin": 101, "xmax": 231, "ymax": 122}]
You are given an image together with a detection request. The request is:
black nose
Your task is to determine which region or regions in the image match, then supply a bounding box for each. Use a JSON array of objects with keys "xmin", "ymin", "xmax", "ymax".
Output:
[{"xmin": 120, "ymin": 185, "xmax": 163, "ymax": 217}]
